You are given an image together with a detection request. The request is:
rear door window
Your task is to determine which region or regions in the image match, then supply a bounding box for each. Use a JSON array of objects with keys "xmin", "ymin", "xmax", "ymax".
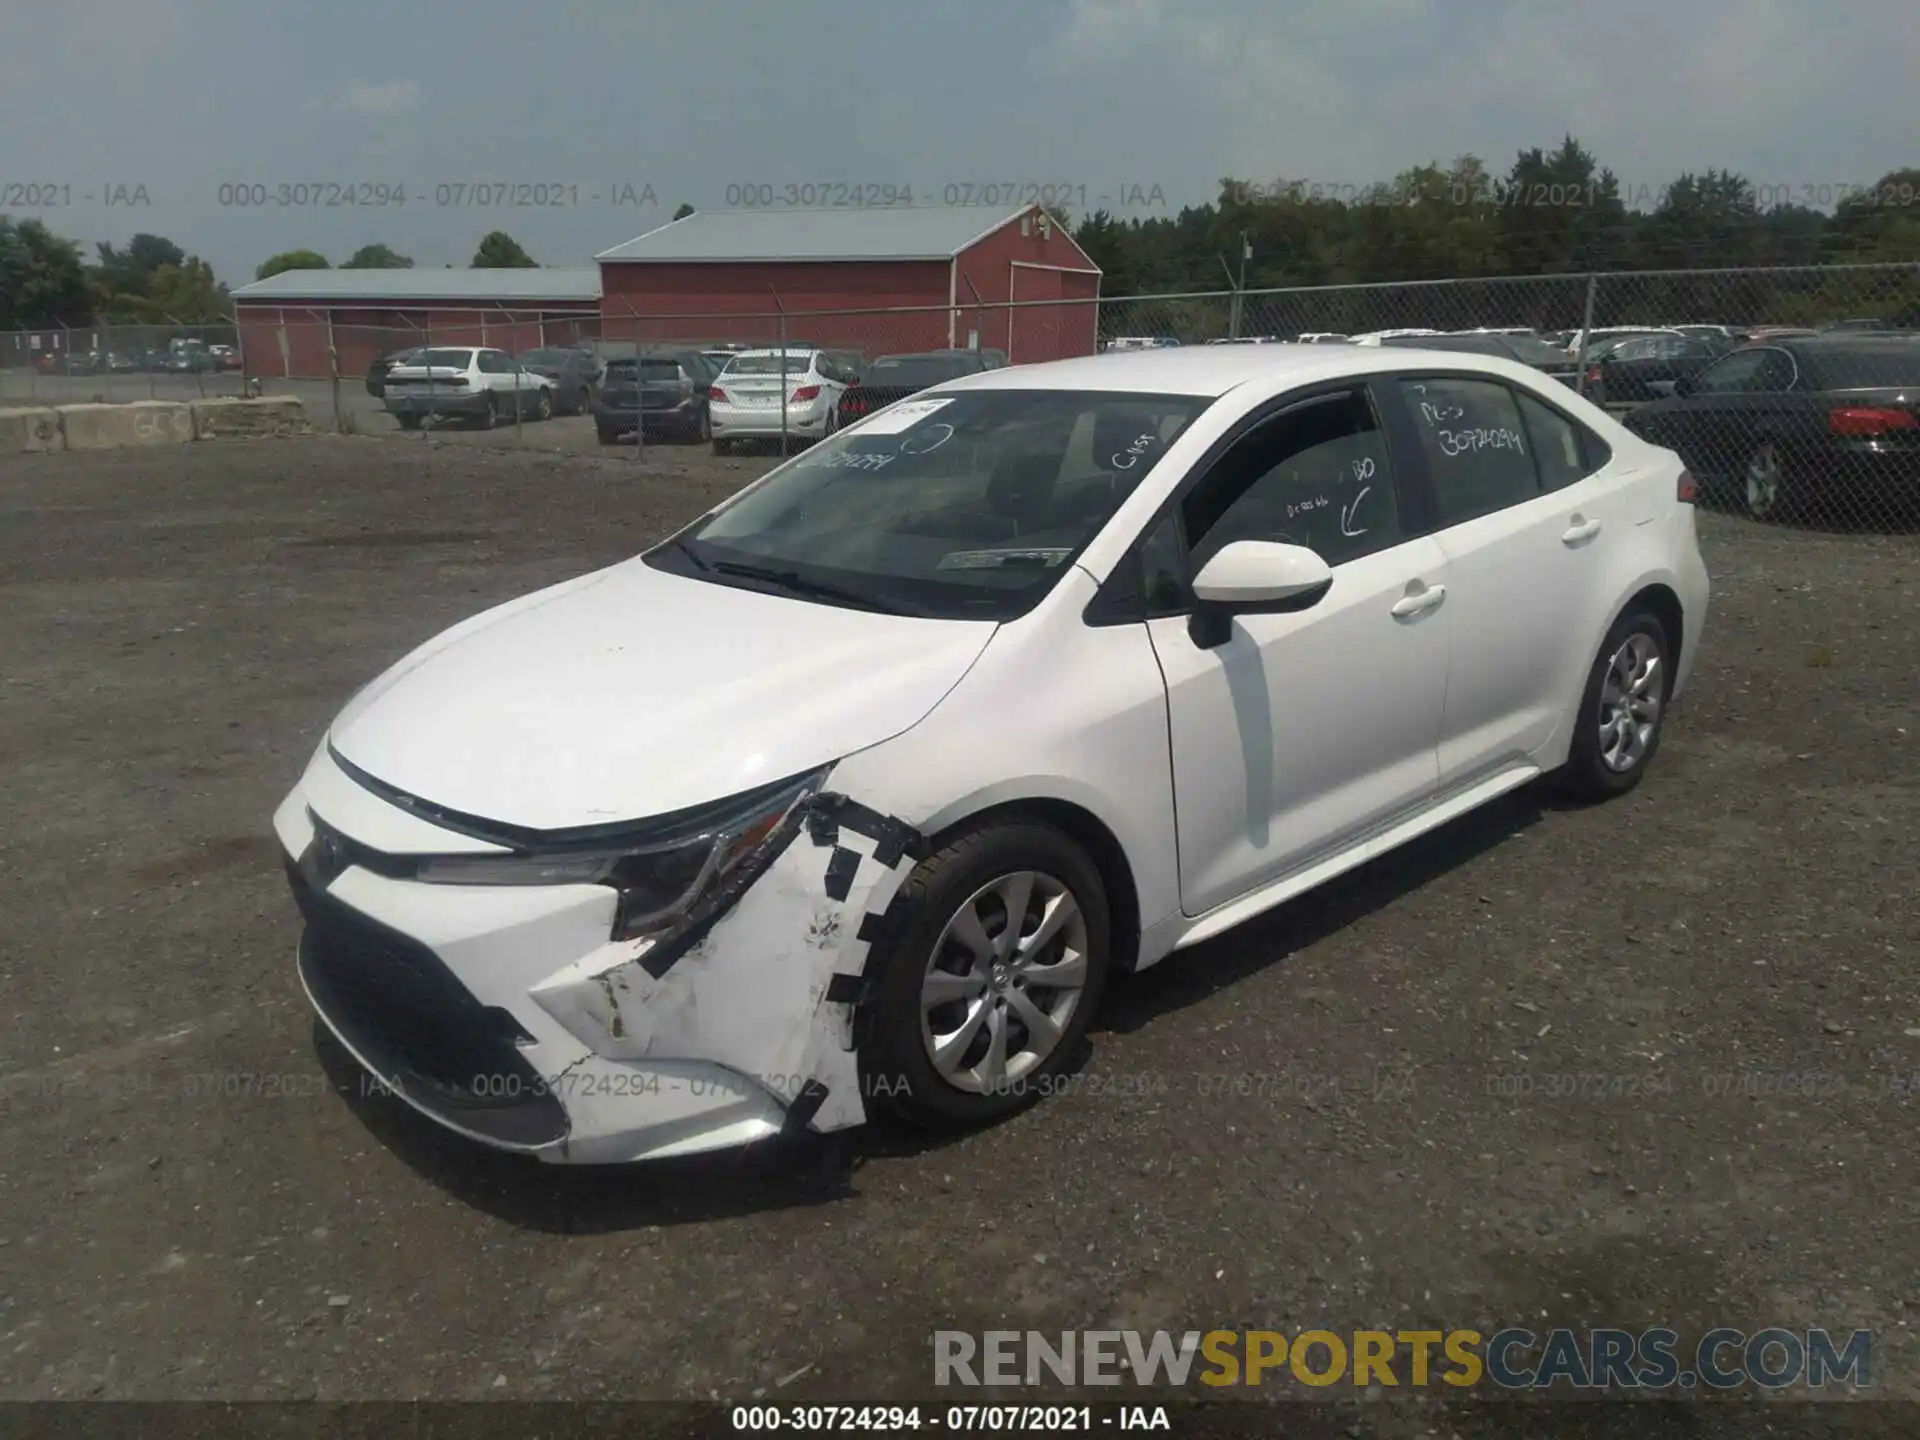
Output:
[{"xmin": 1397, "ymin": 377, "xmax": 1539, "ymax": 526}]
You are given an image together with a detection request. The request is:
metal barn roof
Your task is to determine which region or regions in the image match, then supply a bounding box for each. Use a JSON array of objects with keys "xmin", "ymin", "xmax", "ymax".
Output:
[
  {"xmin": 231, "ymin": 268, "xmax": 603, "ymax": 302},
  {"xmin": 596, "ymin": 205, "xmax": 1045, "ymax": 263}
]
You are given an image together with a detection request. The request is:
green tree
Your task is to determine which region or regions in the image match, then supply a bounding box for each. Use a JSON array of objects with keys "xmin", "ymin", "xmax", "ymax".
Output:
[
  {"xmin": 0, "ymin": 216, "xmax": 92, "ymax": 327},
  {"xmin": 672, "ymin": 202, "xmax": 695, "ymax": 220},
  {"xmin": 471, "ymin": 231, "xmax": 537, "ymax": 267},
  {"xmin": 343, "ymin": 243, "xmax": 413, "ymax": 268},
  {"xmin": 94, "ymin": 233, "xmax": 187, "ymax": 301},
  {"xmin": 143, "ymin": 258, "xmax": 232, "ymax": 323},
  {"xmin": 256, "ymin": 249, "xmax": 330, "ymax": 280}
]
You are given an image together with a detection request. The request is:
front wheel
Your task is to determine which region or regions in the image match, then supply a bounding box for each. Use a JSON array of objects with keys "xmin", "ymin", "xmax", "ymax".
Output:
[
  {"xmin": 395, "ymin": 413, "xmax": 421, "ymax": 431},
  {"xmin": 858, "ymin": 822, "xmax": 1110, "ymax": 1129},
  {"xmin": 532, "ymin": 387, "xmax": 553, "ymax": 421},
  {"xmin": 1555, "ymin": 609, "xmax": 1673, "ymax": 801},
  {"xmin": 479, "ymin": 394, "xmax": 498, "ymax": 430}
]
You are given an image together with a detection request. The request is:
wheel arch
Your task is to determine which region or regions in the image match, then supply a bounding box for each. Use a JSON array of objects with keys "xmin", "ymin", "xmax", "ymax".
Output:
[{"xmin": 917, "ymin": 796, "xmax": 1143, "ymax": 977}]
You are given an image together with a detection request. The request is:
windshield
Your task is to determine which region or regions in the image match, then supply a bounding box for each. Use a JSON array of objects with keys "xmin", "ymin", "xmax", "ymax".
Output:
[
  {"xmin": 864, "ymin": 357, "xmax": 979, "ymax": 387},
  {"xmin": 657, "ymin": 389, "xmax": 1211, "ymax": 620},
  {"xmin": 723, "ymin": 353, "xmax": 811, "ymax": 376}
]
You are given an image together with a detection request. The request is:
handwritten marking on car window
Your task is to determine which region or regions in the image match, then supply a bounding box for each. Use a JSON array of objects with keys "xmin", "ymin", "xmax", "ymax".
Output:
[
  {"xmin": 1419, "ymin": 399, "xmax": 1466, "ymax": 424},
  {"xmin": 1349, "ymin": 456, "xmax": 1375, "ymax": 484},
  {"xmin": 1286, "ymin": 493, "xmax": 1330, "ymax": 520},
  {"xmin": 1436, "ymin": 427, "xmax": 1525, "ymax": 458},
  {"xmin": 1110, "ymin": 433, "xmax": 1158, "ymax": 469},
  {"xmin": 1340, "ymin": 487, "xmax": 1370, "ymax": 537},
  {"xmin": 798, "ymin": 449, "xmax": 896, "ymax": 471},
  {"xmin": 899, "ymin": 422, "xmax": 953, "ymax": 455}
]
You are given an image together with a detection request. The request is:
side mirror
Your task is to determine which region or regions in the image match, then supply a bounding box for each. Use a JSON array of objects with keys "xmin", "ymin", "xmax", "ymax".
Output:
[{"xmin": 1187, "ymin": 541, "xmax": 1334, "ymax": 648}]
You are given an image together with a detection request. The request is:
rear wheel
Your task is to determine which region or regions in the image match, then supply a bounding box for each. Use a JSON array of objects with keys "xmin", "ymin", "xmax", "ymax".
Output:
[
  {"xmin": 532, "ymin": 387, "xmax": 553, "ymax": 421},
  {"xmin": 711, "ymin": 436, "xmax": 731, "ymax": 456},
  {"xmin": 858, "ymin": 822, "xmax": 1110, "ymax": 1129},
  {"xmin": 479, "ymin": 394, "xmax": 498, "ymax": 430},
  {"xmin": 1743, "ymin": 443, "xmax": 1798, "ymax": 522},
  {"xmin": 395, "ymin": 413, "xmax": 421, "ymax": 431},
  {"xmin": 1555, "ymin": 608, "xmax": 1673, "ymax": 801},
  {"xmin": 575, "ymin": 386, "xmax": 591, "ymax": 416}
]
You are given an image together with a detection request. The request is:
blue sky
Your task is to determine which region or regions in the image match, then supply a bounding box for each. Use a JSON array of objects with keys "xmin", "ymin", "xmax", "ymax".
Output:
[{"xmin": 3, "ymin": 0, "xmax": 1914, "ymax": 285}]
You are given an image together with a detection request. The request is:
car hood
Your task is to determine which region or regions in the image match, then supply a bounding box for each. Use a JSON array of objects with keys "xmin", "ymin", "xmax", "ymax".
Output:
[{"xmin": 326, "ymin": 557, "xmax": 997, "ymax": 832}]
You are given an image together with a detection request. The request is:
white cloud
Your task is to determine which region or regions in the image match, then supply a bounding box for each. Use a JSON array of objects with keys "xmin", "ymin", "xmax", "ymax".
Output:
[{"xmin": 337, "ymin": 79, "xmax": 423, "ymax": 118}]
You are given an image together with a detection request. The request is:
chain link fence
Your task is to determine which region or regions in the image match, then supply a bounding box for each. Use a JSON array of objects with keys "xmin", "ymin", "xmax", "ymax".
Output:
[{"xmin": 12, "ymin": 263, "xmax": 1912, "ymax": 525}]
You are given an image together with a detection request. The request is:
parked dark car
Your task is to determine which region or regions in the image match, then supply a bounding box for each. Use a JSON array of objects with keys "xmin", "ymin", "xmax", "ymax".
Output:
[
  {"xmin": 592, "ymin": 350, "xmax": 714, "ymax": 444},
  {"xmin": 1587, "ymin": 332, "xmax": 1729, "ymax": 406},
  {"xmin": 1382, "ymin": 331, "xmax": 1581, "ymax": 387},
  {"xmin": 516, "ymin": 347, "xmax": 603, "ymax": 415},
  {"xmin": 1621, "ymin": 335, "xmax": 1920, "ymax": 522},
  {"xmin": 59, "ymin": 352, "xmax": 106, "ymax": 376},
  {"xmin": 836, "ymin": 350, "xmax": 991, "ymax": 426},
  {"xmin": 365, "ymin": 348, "xmax": 423, "ymax": 398}
]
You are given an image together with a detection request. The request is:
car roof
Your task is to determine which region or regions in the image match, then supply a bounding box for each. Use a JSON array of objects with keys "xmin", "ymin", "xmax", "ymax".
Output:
[{"xmin": 933, "ymin": 343, "xmax": 1560, "ymax": 399}]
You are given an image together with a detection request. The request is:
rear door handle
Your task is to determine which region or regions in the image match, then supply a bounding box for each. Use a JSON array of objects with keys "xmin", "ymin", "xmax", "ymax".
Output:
[
  {"xmin": 1390, "ymin": 585, "xmax": 1446, "ymax": 617},
  {"xmin": 1563, "ymin": 517, "xmax": 1603, "ymax": 544}
]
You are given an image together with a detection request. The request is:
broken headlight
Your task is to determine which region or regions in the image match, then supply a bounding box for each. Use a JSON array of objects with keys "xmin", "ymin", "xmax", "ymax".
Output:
[{"xmin": 414, "ymin": 766, "xmax": 830, "ymax": 941}]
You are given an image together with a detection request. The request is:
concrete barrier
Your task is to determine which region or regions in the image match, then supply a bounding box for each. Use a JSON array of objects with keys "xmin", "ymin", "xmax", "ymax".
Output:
[
  {"xmin": 58, "ymin": 401, "xmax": 196, "ymax": 451},
  {"xmin": 0, "ymin": 407, "xmax": 64, "ymax": 454},
  {"xmin": 190, "ymin": 395, "xmax": 310, "ymax": 440}
]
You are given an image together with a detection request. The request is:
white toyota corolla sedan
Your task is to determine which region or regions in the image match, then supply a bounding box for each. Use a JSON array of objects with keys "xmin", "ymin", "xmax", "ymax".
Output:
[{"xmin": 275, "ymin": 345, "xmax": 1709, "ymax": 1164}]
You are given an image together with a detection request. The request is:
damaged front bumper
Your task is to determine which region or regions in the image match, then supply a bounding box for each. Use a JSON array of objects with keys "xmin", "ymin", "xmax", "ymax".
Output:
[{"xmin": 273, "ymin": 746, "xmax": 924, "ymax": 1164}]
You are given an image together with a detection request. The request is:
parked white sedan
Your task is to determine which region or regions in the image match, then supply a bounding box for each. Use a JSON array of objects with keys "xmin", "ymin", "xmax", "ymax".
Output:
[
  {"xmin": 276, "ymin": 345, "xmax": 1708, "ymax": 1164},
  {"xmin": 709, "ymin": 347, "xmax": 861, "ymax": 453},
  {"xmin": 382, "ymin": 346, "xmax": 554, "ymax": 430}
]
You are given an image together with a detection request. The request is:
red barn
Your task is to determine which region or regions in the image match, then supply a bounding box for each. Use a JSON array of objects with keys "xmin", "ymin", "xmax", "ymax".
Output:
[
  {"xmin": 230, "ymin": 268, "xmax": 603, "ymax": 379},
  {"xmin": 595, "ymin": 204, "xmax": 1101, "ymax": 363}
]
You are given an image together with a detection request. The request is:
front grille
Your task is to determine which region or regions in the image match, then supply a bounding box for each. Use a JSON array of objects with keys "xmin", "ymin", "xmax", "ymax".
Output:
[{"xmin": 287, "ymin": 859, "xmax": 567, "ymax": 1148}]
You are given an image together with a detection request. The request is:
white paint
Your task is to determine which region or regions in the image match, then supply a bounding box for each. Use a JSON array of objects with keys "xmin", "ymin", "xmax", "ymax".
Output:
[{"xmin": 276, "ymin": 344, "xmax": 1711, "ymax": 1163}]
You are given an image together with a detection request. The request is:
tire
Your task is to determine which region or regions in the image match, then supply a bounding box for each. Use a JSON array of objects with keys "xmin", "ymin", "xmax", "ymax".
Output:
[
  {"xmin": 395, "ymin": 413, "xmax": 421, "ymax": 431},
  {"xmin": 1742, "ymin": 442, "xmax": 1797, "ymax": 522},
  {"xmin": 857, "ymin": 821, "xmax": 1111, "ymax": 1130},
  {"xmin": 575, "ymin": 386, "xmax": 591, "ymax": 416},
  {"xmin": 691, "ymin": 407, "xmax": 711, "ymax": 444},
  {"xmin": 596, "ymin": 425, "xmax": 618, "ymax": 445},
  {"xmin": 1555, "ymin": 608, "xmax": 1673, "ymax": 802},
  {"xmin": 479, "ymin": 394, "xmax": 498, "ymax": 430},
  {"xmin": 532, "ymin": 387, "xmax": 553, "ymax": 421}
]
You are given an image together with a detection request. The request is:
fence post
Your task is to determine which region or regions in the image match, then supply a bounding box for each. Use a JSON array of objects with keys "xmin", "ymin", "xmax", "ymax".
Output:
[
  {"xmin": 629, "ymin": 299, "xmax": 645, "ymax": 465},
  {"xmin": 326, "ymin": 312, "xmax": 342, "ymax": 432},
  {"xmin": 772, "ymin": 288, "xmax": 788, "ymax": 454},
  {"xmin": 1575, "ymin": 273, "xmax": 1599, "ymax": 398}
]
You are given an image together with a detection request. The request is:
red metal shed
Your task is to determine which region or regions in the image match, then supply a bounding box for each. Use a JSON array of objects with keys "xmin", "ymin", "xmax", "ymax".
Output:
[
  {"xmin": 229, "ymin": 268, "xmax": 603, "ymax": 379},
  {"xmin": 595, "ymin": 204, "xmax": 1101, "ymax": 363}
]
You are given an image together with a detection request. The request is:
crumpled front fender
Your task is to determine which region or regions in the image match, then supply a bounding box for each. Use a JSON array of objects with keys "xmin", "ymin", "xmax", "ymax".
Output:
[{"xmin": 525, "ymin": 794, "xmax": 925, "ymax": 1135}]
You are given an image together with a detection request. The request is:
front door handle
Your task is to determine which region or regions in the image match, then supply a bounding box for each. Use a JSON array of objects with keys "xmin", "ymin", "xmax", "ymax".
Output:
[
  {"xmin": 1563, "ymin": 517, "xmax": 1603, "ymax": 544},
  {"xmin": 1390, "ymin": 584, "xmax": 1446, "ymax": 618}
]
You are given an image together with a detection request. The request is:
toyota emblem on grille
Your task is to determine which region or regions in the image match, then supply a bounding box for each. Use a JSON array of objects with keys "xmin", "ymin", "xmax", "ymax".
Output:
[{"xmin": 309, "ymin": 825, "xmax": 348, "ymax": 884}]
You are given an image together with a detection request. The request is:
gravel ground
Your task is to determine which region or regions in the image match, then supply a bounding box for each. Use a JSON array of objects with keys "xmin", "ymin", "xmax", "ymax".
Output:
[{"xmin": 0, "ymin": 437, "xmax": 1916, "ymax": 1430}]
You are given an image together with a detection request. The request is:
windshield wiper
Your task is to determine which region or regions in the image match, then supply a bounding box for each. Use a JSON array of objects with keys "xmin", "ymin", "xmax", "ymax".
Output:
[{"xmin": 710, "ymin": 560, "xmax": 906, "ymax": 614}]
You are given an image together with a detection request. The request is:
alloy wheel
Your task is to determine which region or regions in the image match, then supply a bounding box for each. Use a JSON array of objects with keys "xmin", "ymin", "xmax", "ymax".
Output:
[
  {"xmin": 918, "ymin": 870, "xmax": 1089, "ymax": 1094},
  {"xmin": 1746, "ymin": 445, "xmax": 1781, "ymax": 518},
  {"xmin": 1597, "ymin": 631, "xmax": 1663, "ymax": 773}
]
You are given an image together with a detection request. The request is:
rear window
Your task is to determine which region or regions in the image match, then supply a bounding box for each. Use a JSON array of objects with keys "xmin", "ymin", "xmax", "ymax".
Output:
[
  {"xmin": 408, "ymin": 349, "xmax": 473, "ymax": 368},
  {"xmin": 725, "ymin": 353, "xmax": 810, "ymax": 375},
  {"xmin": 1799, "ymin": 344, "xmax": 1920, "ymax": 390}
]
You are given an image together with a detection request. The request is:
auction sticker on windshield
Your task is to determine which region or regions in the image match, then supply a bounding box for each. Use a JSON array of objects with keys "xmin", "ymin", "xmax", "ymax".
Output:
[{"xmin": 856, "ymin": 397, "xmax": 955, "ymax": 433}]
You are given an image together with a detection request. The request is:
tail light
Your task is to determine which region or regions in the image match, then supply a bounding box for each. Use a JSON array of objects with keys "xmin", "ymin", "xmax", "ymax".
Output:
[
  {"xmin": 1676, "ymin": 469, "xmax": 1699, "ymax": 503},
  {"xmin": 790, "ymin": 385, "xmax": 821, "ymax": 402},
  {"xmin": 845, "ymin": 393, "xmax": 867, "ymax": 415},
  {"xmin": 1584, "ymin": 365, "xmax": 1603, "ymax": 387},
  {"xmin": 1829, "ymin": 406, "xmax": 1917, "ymax": 436},
  {"xmin": 708, "ymin": 385, "xmax": 728, "ymax": 403}
]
